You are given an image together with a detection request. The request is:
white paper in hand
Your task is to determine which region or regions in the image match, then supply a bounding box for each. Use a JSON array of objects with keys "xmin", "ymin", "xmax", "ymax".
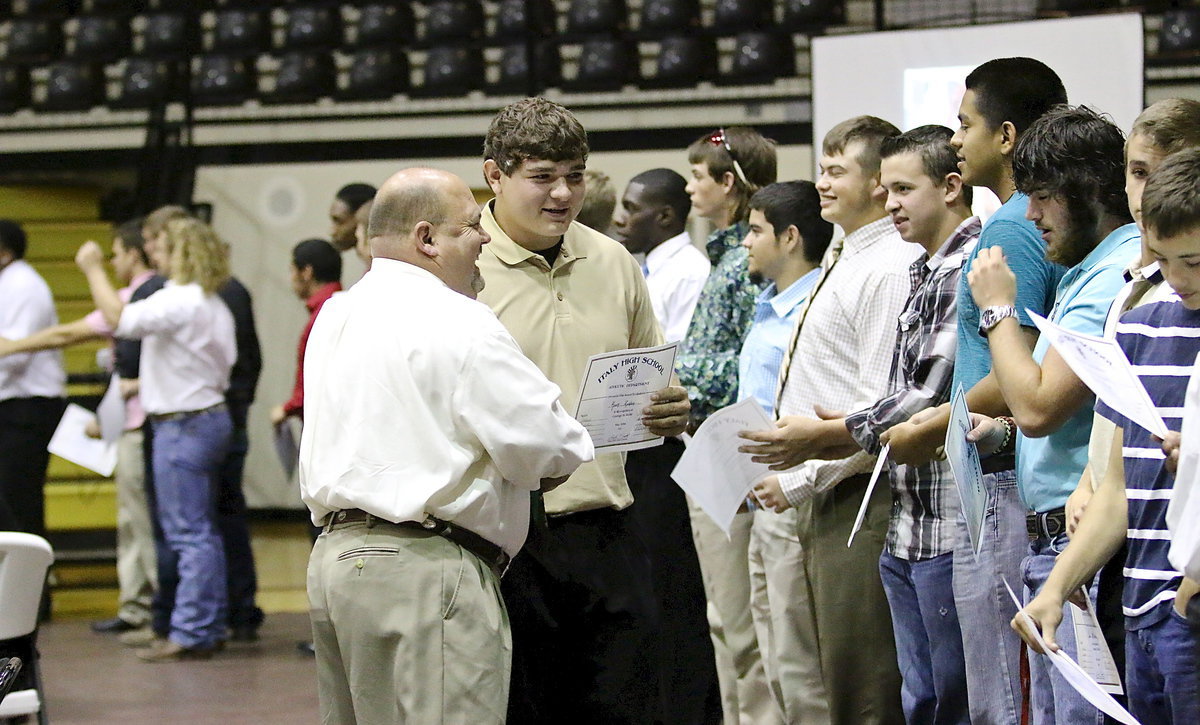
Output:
[
  {"xmin": 945, "ymin": 384, "xmax": 986, "ymax": 556},
  {"xmin": 1028, "ymin": 310, "xmax": 1168, "ymax": 439},
  {"xmin": 48, "ymin": 403, "xmax": 117, "ymax": 477},
  {"xmin": 1071, "ymin": 590, "xmax": 1123, "ymax": 695},
  {"xmin": 1003, "ymin": 579, "xmax": 1140, "ymax": 725},
  {"xmin": 848, "ymin": 443, "xmax": 889, "ymax": 547},
  {"xmin": 671, "ymin": 399, "xmax": 775, "ymax": 536},
  {"xmin": 97, "ymin": 373, "xmax": 126, "ymax": 443}
]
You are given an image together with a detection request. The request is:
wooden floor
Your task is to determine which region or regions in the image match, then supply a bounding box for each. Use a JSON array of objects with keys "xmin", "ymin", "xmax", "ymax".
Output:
[{"xmin": 35, "ymin": 612, "xmax": 320, "ymax": 724}]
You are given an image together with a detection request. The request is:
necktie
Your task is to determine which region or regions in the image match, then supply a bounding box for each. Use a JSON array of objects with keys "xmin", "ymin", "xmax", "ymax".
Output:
[
  {"xmin": 641, "ymin": 262, "xmax": 650, "ymax": 278},
  {"xmin": 773, "ymin": 237, "xmax": 845, "ymax": 416}
]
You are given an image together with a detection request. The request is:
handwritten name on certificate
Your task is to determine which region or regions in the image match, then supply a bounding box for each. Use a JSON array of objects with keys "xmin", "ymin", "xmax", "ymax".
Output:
[
  {"xmin": 573, "ymin": 342, "xmax": 678, "ymax": 453},
  {"xmin": 1028, "ymin": 310, "xmax": 1168, "ymax": 439},
  {"xmin": 946, "ymin": 384, "xmax": 987, "ymax": 556}
]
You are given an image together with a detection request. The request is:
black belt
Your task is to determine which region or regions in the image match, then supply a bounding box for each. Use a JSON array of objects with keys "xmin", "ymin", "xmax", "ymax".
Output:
[
  {"xmin": 981, "ymin": 453, "xmax": 1016, "ymax": 476},
  {"xmin": 1026, "ymin": 507, "xmax": 1067, "ymax": 541},
  {"xmin": 148, "ymin": 402, "xmax": 227, "ymax": 423},
  {"xmin": 325, "ymin": 509, "xmax": 509, "ymax": 576}
]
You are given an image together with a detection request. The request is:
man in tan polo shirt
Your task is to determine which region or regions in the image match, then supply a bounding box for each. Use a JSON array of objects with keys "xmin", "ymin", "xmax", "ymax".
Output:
[{"xmin": 476, "ymin": 97, "xmax": 691, "ymax": 724}]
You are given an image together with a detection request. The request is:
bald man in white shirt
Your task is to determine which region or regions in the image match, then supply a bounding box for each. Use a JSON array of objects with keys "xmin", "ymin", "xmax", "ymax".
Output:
[{"xmin": 301, "ymin": 167, "xmax": 594, "ymax": 725}]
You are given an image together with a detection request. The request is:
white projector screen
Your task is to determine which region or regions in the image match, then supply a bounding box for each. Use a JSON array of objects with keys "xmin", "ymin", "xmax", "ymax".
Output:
[{"xmin": 812, "ymin": 13, "xmax": 1145, "ymax": 165}]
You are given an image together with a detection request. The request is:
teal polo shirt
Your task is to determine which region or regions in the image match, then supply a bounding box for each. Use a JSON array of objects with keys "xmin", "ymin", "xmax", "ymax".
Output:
[{"xmin": 1017, "ymin": 223, "xmax": 1141, "ymax": 513}]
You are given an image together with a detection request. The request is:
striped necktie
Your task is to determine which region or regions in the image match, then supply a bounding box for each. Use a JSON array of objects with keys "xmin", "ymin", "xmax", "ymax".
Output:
[{"xmin": 773, "ymin": 237, "xmax": 845, "ymax": 416}]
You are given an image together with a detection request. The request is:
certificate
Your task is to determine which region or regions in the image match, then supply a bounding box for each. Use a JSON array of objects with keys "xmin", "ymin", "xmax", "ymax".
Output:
[
  {"xmin": 48, "ymin": 403, "xmax": 118, "ymax": 477},
  {"xmin": 945, "ymin": 383, "xmax": 987, "ymax": 556},
  {"xmin": 670, "ymin": 398, "xmax": 776, "ymax": 536},
  {"xmin": 1028, "ymin": 310, "xmax": 1168, "ymax": 439},
  {"xmin": 573, "ymin": 342, "xmax": 678, "ymax": 453},
  {"xmin": 847, "ymin": 443, "xmax": 890, "ymax": 547}
]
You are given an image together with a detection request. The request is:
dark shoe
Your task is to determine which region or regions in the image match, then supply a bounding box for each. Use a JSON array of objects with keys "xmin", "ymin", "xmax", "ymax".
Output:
[
  {"xmin": 297, "ymin": 640, "xmax": 315, "ymax": 657},
  {"xmin": 229, "ymin": 625, "xmax": 259, "ymax": 643},
  {"xmin": 137, "ymin": 639, "xmax": 217, "ymax": 663},
  {"xmin": 91, "ymin": 616, "xmax": 140, "ymax": 634}
]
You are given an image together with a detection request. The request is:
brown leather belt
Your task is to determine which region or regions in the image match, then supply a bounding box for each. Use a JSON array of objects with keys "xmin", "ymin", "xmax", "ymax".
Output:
[{"xmin": 324, "ymin": 509, "xmax": 509, "ymax": 575}]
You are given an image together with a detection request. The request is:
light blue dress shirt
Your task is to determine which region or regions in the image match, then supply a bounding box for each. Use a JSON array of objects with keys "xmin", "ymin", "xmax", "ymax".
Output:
[
  {"xmin": 737, "ymin": 267, "xmax": 821, "ymax": 416},
  {"xmin": 1017, "ymin": 223, "xmax": 1141, "ymax": 513}
]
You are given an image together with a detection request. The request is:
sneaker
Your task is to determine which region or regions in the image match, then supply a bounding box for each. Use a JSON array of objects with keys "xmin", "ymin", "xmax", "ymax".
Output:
[
  {"xmin": 137, "ymin": 639, "xmax": 217, "ymax": 663},
  {"xmin": 118, "ymin": 628, "xmax": 161, "ymax": 648},
  {"xmin": 91, "ymin": 616, "xmax": 141, "ymax": 634}
]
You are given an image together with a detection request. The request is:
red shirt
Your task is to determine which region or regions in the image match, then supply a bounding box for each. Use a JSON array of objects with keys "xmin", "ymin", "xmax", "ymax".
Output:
[{"xmin": 282, "ymin": 281, "xmax": 342, "ymax": 418}]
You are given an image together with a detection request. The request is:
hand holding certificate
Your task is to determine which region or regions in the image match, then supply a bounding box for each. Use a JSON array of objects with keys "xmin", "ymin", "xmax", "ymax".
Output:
[
  {"xmin": 945, "ymin": 384, "xmax": 987, "ymax": 556},
  {"xmin": 48, "ymin": 403, "xmax": 117, "ymax": 477},
  {"xmin": 1028, "ymin": 310, "xmax": 1168, "ymax": 439},
  {"xmin": 574, "ymin": 342, "xmax": 679, "ymax": 453}
]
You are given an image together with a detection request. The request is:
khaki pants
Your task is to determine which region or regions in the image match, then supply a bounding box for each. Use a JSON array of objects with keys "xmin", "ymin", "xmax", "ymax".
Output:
[
  {"xmin": 748, "ymin": 504, "xmax": 830, "ymax": 724},
  {"xmin": 689, "ymin": 500, "xmax": 778, "ymax": 725},
  {"xmin": 115, "ymin": 428, "xmax": 156, "ymax": 626},
  {"xmin": 807, "ymin": 478, "xmax": 904, "ymax": 725},
  {"xmin": 308, "ymin": 521, "xmax": 510, "ymax": 725}
]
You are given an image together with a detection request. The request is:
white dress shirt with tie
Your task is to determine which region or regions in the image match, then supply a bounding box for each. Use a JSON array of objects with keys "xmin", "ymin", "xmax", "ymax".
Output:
[{"xmin": 643, "ymin": 231, "xmax": 710, "ymax": 343}]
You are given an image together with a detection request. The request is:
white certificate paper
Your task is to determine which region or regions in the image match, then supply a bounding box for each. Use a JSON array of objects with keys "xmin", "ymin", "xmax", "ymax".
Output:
[
  {"xmin": 1071, "ymin": 591, "xmax": 1124, "ymax": 696},
  {"xmin": 1029, "ymin": 310, "xmax": 1168, "ymax": 439},
  {"xmin": 574, "ymin": 342, "xmax": 678, "ymax": 453},
  {"xmin": 945, "ymin": 384, "xmax": 987, "ymax": 556},
  {"xmin": 48, "ymin": 403, "xmax": 117, "ymax": 477},
  {"xmin": 1005, "ymin": 579, "xmax": 1140, "ymax": 725},
  {"xmin": 670, "ymin": 398, "xmax": 776, "ymax": 536},
  {"xmin": 848, "ymin": 443, "xmax": 889, "ymax": 548},
  {"xmin": 97, "ymin": 373, "xmax": 127, "ymax": 443}
]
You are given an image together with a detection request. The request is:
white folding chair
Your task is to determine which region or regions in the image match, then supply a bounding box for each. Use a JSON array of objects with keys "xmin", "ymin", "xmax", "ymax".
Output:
[{"xmin": 0, "ymin": 532, "xmax": 53, "ymax": 724}]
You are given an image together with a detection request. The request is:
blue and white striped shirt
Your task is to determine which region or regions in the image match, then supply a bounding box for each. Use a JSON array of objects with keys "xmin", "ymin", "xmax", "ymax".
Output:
[
  {"xmin": 737, "ymin": 267, "xmax": 821, "ymax": 415},
  {"xmin": 1097, "ymin": 300, "xmax": 1200, "ymax": 629}
]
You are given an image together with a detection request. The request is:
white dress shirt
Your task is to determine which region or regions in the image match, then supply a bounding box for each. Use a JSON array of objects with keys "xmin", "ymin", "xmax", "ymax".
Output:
[
  {"xmin": 0, "ymin": 259, "xmax": 65, "ymax": 401},
  {"xmin": 644, "ymin": 231, "xmax": 710, "ymax": 343},
  {"xmin": 115, "ymin": 281, "xmax": 235, "ymax": 415},
  {"xmin": 298, "ymin": 259, "xmax": 594, "ymax": 556},
  {"xmin": 776, "ymin": 217, "xmax": 923, "ymax": 505}
]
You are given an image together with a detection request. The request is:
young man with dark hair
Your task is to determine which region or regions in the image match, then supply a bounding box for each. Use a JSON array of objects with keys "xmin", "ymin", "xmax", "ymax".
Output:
[
  {"xmin": 329, "ymin": 182, "xmax": 377, "ymax": 252},
  {"xmin": 0, "ymin": 219, "xmax": 66, "ymax": 538},
  {"xmin": 614, "ymin": 165, "xmax": 719, "ymax": 725},
  {"xmin": 613, "ymin": 168, "xmax": 709, "ymax": 344},
  {"xmin": 1015, "ymin": 147, "xmax": 1200, "ymax": 724},
  {"xmin": 0, "ymin": 219, "xmax": 160, "ymax": 635},
  {"xmin": 269, "ymin": 239, "xmax": 343, "ymax": 427},
  {"xmin": 968, "ymin": 104, "xmax": 1139, "ymax": 723},
  {"xmin": 878, "ymin": 57, "xmax": 1068, "ymax": 724},
  {"xmin": 739, "ymin": 180, "xmax": 833, "ymax": 723},
  {"xmin": 678, "ymin": 125, "xmax": 777, "ymax": 725},
  {"xmin": 476, "ymin": 97, "xmax": 690, "ymax": 724},
  {"xmin": 742, "ymin": 115, "xmax": 918, "ymax": 724}
]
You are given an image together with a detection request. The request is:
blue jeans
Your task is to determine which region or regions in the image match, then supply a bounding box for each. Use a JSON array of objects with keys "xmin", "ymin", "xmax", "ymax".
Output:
[
  {"xmin": 879, "ymin": 551, "xmax": 968, "ymax": 725},
  {"xmin": 1023, "ymin": 531, "xmax": 1105, "ymax": 725},
  {"xmin": 1126, "ymin": 608, "xmax": 1200, "ymax": 723},
  {"xmin": 951, "ymin": 469, "xmax": 1026, "ymax": 725},
  {"xmin": 151, "ymin": 407, "xmax": 231, "ymax": 649}
]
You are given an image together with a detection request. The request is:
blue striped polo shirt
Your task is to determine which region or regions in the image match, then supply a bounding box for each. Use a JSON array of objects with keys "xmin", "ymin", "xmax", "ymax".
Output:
[{"xmin": 1097, "ymin": 300, "xmax": 1200, "ymax": 630}]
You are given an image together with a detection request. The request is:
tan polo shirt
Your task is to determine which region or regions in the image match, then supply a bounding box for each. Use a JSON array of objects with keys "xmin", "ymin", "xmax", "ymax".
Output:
[{"xmin": 477, "ymin": 200, "xmax": 664, "ymax": 514}]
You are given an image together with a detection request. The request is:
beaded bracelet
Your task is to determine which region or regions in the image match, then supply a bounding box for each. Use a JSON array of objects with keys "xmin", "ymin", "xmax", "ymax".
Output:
[{"xmin": 994, "ymin": 415, "xmax": 1016, "ymax": 455}]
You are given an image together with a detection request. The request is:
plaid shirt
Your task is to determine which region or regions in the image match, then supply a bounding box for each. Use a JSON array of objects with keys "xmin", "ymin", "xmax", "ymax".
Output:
[
  {"xmin": 845, "ymin": 217, "xmax": 981, "ymax": 560},
  {"xmin": 676, "ymin": 221, "xmax": 766, "ymax": 424}
]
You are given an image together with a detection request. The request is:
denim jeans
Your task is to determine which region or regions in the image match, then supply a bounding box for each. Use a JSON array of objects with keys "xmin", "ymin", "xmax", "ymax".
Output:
[
  {"xmin": 879, "ymin": 551, "xmax": 968, "ymax": 725},
  {"xmin": 150, "ymin": 407, "xmax": 231, "ymax": 649},
  {"xmin": 951, "ymin": 469, "xmax": 1026, "ymax": 725},
  {"xmin": 1126, "ymin": 607, "xmax": 1200, "ymax": 723},
  {"xmin": 1023, "ymin": 531, "xmax": 1105, "ymax": 725}
]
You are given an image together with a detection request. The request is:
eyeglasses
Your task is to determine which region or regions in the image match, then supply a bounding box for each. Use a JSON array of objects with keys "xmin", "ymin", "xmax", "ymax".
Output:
[{"xmin": 708, "ymin": 128, "xmax": 750, "ymax": 187}]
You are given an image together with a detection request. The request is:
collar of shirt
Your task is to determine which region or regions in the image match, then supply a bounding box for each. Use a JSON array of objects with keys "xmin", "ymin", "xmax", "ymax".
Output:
[
  {"xmin": 645, "ymin": 230, "xmax": 693, "ymax": 275},
  {"xmin": 1060, "ymin": 222, "xmax": 1141, "ymax": 290},
  {"xmin": 1126, "ymin": 259, "xmax": 1164, "ymax": 285},
  {"xmin": 704, "ymin": 221, "xmax": 748, "ymax": 265},
  {"xmin": 840, "ymin": 216, "xmax": 903, "ymax": 260},
  {"xmin": 128, "ymin": 270, "xmax": 156, "ymax": 291},
  {"xmin": 306, "ymin": 281, "xmax": 343, "ymax": 312},
  {"xmin": 759, "ymin": 266, "xmax": 821, "ymax": 318},
  {"xmin": 922, "ymin": 216, "xmax": 983, "ymax": 274},
  {"xmin": 481, "ymin": 200, "xmax": 587, "ymax": 269}
]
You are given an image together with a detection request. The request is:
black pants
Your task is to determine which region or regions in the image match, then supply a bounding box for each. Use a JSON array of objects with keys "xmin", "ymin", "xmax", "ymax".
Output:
[
  {"xmin": 0, "ymin": 396, "xmax": 66, "ymax": 537},
  {"xmin": 503, "ymin": 505, "xmax": 660, "ymax": 724},
  {"xmin": 144, "ymin": 401, "xmax": 263, "ymax": 635},
  {"xmin": 625, "ymin": 440, "xmax": 722, "ymax": 725}
]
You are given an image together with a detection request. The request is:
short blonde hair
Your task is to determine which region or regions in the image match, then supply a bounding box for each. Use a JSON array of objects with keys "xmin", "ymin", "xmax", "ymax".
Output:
[{"xmin": 162, "ymin": 217, "xmax": 230, "ymax": 294}]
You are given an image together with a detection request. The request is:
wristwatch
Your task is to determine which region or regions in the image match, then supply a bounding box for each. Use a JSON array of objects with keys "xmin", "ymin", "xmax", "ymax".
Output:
[{"xmin": 978, "ymin": 305, "xmax": 1017, "ymax": 337}]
